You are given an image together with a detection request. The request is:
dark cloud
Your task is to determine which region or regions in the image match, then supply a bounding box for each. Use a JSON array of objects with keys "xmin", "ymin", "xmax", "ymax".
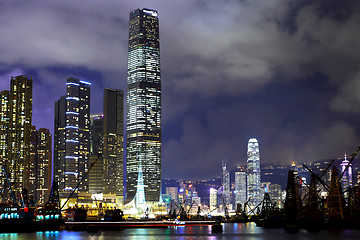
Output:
[{"xmin": 330, "ymin": 71, "xmax": 360, "ymax": 113}]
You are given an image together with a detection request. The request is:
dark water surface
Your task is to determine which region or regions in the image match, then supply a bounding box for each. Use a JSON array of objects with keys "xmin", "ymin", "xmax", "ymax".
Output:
[{"xmin": 1, "ymin": 223, "xmax": 360, "ymax": 240}]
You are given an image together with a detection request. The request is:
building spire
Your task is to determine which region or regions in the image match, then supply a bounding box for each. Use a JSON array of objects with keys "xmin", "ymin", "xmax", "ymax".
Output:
[{"xmin": 135, "ymin": 159, "xmax": 146, "ymax": 208}]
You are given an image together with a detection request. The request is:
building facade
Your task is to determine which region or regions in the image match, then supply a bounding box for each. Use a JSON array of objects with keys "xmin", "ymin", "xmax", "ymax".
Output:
[
  {"xmin": 54, "ymin": 78, "xmax": 90, "ymax": 194},
  {"xmin": 126, "ymin": 8, "xmax": 162, "ymax": 203},
  {"xmin": 7, "ymin": 75, "xmax": 33, "ymax": 192},
  {"xmin": 246, "ymin": 138, "xmax": 261, "ymax": 208},
  {"xmin": 209, "ymin": 188, "xmax": 218, "ymax": 212},
  {"xmin": 103, "ymin": 88, "xmax": 124, "ymax": 200}
]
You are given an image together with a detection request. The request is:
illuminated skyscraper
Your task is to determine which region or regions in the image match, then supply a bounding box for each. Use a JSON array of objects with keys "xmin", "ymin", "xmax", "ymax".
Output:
[
  {"xmin": 340, "ymin": 154, "xmax": 352, "ymax": 190},
  {"xmin": 54, "ymin": 78, "xmax": 91, "ymax": 194},
  {"xmin": 235, "ymin": 170, "xmax": 247, "ymax": 205},
  {"xmin": 126, "ymin": 8, "xmax": 161, "ymax": 203},
  {"xmin": 222, "ymin": 160, "xmax": 230, "ymax": 207},
  {"xmin": 246, "ymin": 138, "xmax": 261, "ymax": 208},
  {"xmin": 0, "ymin": 90, "xmax": 10, "ymax": 187},
  {"xmin": 209, "ymin": 188, "xmax": 218, "ymax": 212},
  {"xmin": 103, "ymin": 88, "xmax": 124, "ymax": 201},
  {"xmin": 8, "ymin": 75, "xmax": 33, "ymax": 192}
]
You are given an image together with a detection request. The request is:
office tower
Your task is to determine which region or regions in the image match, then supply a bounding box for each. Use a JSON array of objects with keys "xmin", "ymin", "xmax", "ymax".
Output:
[
  {"xmin": 29, "ymin": 127, "xmax": 52, "ymax": 203},
  {"xmin": 7, "ymin": 75, "xmax": 33, "ymax": 192},
  {"xmin": 88, "ymin": 113, "xmax": 103, "ymax": 194},
  {"xmin": 209, "ymin": 188, "xmax": 218, "ymax": 212},
  {"xmin": 54, "ymin": 78, "xmax": 90, "ymax": 194},
  {"xmin": 222, "ymin": 160, "xmax": 230, "ymax": 207},
  {"xmin": 235, "ymin": 170, "xmax": 247, "ymax": 205},
  {"xmin": 103, "ymin": 88, "xmax": 124, "ymax": 200},
  {"xmin": 126, "ymin": 8, "xmax": 161, "ymax": 203},
  {"xmin": 0, "ymin": 90, "xmax": 10, "ymax": 187},
  {"xmin": 246, "ymin": 138, "xmax": 261, "ymax": 208},
  {"xmin": 340, "ymin": 154, "xmax": 352, "ymax": 190},
  {"xmin": 54, "ymin": 96, "xmax": 66, "ymax": 191}
]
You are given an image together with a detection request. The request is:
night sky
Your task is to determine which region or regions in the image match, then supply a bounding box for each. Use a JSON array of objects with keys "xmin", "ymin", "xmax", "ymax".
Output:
[{"xmin": 1, "ymin": 0, "xmax": 360, "ymax": 180}]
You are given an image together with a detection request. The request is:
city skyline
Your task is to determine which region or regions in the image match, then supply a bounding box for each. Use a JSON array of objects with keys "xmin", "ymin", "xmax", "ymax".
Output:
[{"xmin": 1, "ymin": 1, "xmax": 360, "ymax": 180}]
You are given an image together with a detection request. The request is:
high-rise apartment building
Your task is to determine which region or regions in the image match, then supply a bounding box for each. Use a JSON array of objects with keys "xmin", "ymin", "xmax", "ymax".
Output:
[
  {"xmin": 29, "ymin": 127, "xmax": 52, "ymax": 203},
  {"xmin": 0, "ymin": 90, "xmax": 10, "ymax": 187},
  {"xmin": 54, "ymin": 78, "xmax": 90, "ymax": 194},
  {"xmin": 246, "ymin": 138, "xmax": 261, "ymax": 208},
  {"xmin": 126, "ymin": 8, "xmax": 162, "ymax": 203},
  {"xmin": 7, "ymin": 75, "xmax": 33, "ymax": 192},
  {"xmin": 103, "ymin": 89, "xmax": 124, "ymax": 200}
]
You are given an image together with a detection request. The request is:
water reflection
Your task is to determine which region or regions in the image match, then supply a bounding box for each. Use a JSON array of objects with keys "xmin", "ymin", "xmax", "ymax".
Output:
[{"xmin": 1, "ymin": 223, "xmax": 360, "ymax": 240}]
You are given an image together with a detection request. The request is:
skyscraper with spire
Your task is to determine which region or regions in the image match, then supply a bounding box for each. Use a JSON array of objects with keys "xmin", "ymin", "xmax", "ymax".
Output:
[
  {"xmin": 222, "ymin": 160, "xmax": 230, "ymax": 207},
  {"xmin": 246, "ymin": 138, "xmax": 261, "ymax": 208},
  {"xmin": 340, "ymin": 154, "xmax": 352, "ymax": 190},
  {"xmin": 126, "ymin": 8, "xmax": 162, "ymax": 203}
]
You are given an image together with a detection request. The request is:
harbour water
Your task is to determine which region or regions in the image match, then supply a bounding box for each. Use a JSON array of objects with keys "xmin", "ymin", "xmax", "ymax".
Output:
[{"xmin": 1, "ymin": 222, "xmax": 360, "ymax": 240}]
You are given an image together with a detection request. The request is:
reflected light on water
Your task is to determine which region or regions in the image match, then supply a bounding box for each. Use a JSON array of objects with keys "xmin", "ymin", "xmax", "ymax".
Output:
[
  {"xmin": 1, "ymin": 223, "xmax": 360, "ymax": 239},
  {"xmin": 0, "ymin": 233, "xmax": 19, "ymax": 240}
]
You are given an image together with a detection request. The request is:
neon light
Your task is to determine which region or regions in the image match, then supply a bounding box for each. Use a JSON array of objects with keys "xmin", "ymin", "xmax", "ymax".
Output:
[
  {"xmin": 66, "ymin": 82, "xmax": 79, "ymax": 86},
  {"xmin": 65, "ymin": 126, "xmax": 78, "ymax": 129},
  {"xmin": 80, "ymin": 80, "xmax": 91, "ymax": 85},
  {"xmin": 66, "ymin": 140, "xmax": 79, "ymax": 143},
  {"xmin": 143, "ymin": 9, "xmax": 158, "ymax": 17},
  {"xmin": 66, "ymin": 111, "xmax": 79, "ymax": 115},
  {"xmin": 65, "ymin": 156, "xmax": 78, "ymax": 159},
  {"xmin": 66, "ymin": 97, "xmax": 79, "ymax": 101}
]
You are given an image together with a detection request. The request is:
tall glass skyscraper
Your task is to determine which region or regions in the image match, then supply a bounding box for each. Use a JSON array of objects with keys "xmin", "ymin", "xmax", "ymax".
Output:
[
  {"xmin": 54, "ymin": 78, "xmax": 91, "ymax": 194},
  {"xmin": 246, "ymin": 138, "xmax": 261, "ymax": 208},
  {"xmin": 222, "ymin": 160, "xmax": 230, "ymax": 206},
  {"xmin": 126, "ymin": 8, "xmax": 161, "ymax": 203}
]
